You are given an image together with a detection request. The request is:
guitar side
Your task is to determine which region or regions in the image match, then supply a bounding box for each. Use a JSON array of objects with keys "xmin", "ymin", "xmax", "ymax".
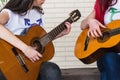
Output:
[
  {"xmin": 0, "ymin": 26, "xmax": 54, "ymax": 80},
  {"xmin": 74, "ymin": 20, "xmax": 120, "ymax": 64}
]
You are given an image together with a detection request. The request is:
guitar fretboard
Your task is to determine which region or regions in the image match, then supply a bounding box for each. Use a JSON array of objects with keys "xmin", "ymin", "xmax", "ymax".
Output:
[
  {"xmin": 109, "ymin": 27, "xmax": 120, "ymax": 36},
  {"xmin": 48, "ymin": 18, "xmax": 73, "ymax": 40}
]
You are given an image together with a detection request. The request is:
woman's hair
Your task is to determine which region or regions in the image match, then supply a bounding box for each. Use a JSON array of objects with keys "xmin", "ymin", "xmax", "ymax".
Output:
[
  {"xmin": 94, "ymin": 0, "xmax": 118, "ymax": 24},
  {"xmin": 2, "ymin": 0, "xmax": 43, "ymax": 15},
  {"xmin": 99, "ymin": 0, "xmax": 117, "ymax": 13}
]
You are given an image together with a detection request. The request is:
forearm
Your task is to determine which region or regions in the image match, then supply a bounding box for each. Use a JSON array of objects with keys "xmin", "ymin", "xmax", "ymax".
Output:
[
  {"xmin": 0, "ymin": 24, "xmax": 28, "ymax": 52},
  {"xmin": 80, "ymin": 10, "xmax": 95, "ymax": 30},
  {"xmin": 80, "ymin": 19, "xmax": 89, "ymax": 30}
]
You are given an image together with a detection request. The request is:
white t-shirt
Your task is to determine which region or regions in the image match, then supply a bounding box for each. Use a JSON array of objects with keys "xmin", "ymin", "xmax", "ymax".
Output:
[
  {"xmin": 104, "ymin": 0, "xmax": 120, "ymax": 24},
  {"xmin": 104, "ymin": 0, "xmax": 120, "ymax": 55},
  {"xmin": 1, "ymin": 9, "xmax": 44, "ymax": 35}
]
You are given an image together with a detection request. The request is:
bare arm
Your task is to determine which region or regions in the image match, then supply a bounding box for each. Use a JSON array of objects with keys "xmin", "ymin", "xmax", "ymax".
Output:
[
  {"xmin": 80, "ymin": 10, "xmax": 95, "ymax": 30},
  {"xmin": 0, "ymin": 11, "xmax": 42, "ymax": 62}
]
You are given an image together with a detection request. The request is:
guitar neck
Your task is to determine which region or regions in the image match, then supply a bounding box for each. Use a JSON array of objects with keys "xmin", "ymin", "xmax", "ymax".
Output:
[
  {"xmin": 48, "ymin": 17, "xmax": 73, "ymax": 40},
  {"xmin": 40, "ymin": 17, "xmax": 73, "ymax": 47},
  {"xmin": 38, "ymin": 9, "xmax": 81, "ymax": 47},
  {"xmin": 109, "ymin": 27, "xmax": 120, "ymax": 36}
]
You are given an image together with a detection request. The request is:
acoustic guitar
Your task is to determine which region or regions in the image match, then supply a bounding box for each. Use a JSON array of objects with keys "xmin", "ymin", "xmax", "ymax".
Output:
[
  {"xmin": 0, "ymin": 9, "xmax": 81, "ymax": 80},
  {"xmin": 75, "ymin": 20, "xmax": 120, "ymax": 64}
]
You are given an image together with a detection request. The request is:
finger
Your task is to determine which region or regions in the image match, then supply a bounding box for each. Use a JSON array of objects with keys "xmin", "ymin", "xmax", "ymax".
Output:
[
  {"xmin": 90, "ymin": 30, "xmax": 96, "ymax": 38},
  {"xmin": 65, "ymin": 22, "xmax": 71, "ymax": 30},
  {"xmin": 65, "ymin": 22, "xmax": 71, "ymax": 26},
  {"xmin": 93, "ymin": 30, "xmax": 99, "ymax": 37},
  {"xmin": 35, "ymin": 56, "xmax": 40, "ymax": 60},
  {"xmin": 32, "ymin": 57, "xmax": 37, "ymax": 62},
  {"xmin": 87, "ymin": 31, "xmax": 91, "ymax": 38},
  {"xmin": 97, "ymin": 28, "xmax": 103, "ymax": 36},
  {"xmin": 88, "ymin": 30, "xmax": 93, "ymax": 38},
  {"xmin": 30, "ymin": 58, "xmax": 35, "ymax": 63},
  {"xmin": 97, "ymin": 21, "xmax": 106, "ymax": 28},
  {"xmin": 37, "ymin": 52, "xmax": 42, "ymax": 57}
]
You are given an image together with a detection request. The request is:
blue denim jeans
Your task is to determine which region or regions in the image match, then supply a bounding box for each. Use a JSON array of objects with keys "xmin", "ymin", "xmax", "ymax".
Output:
[
  {"xmin": 37, "ymin": 62, "xmax": 61, "ymax": 80},
  {"xmin": 97, "ymin": 52, "xmax": 120, "ymax": 80}
]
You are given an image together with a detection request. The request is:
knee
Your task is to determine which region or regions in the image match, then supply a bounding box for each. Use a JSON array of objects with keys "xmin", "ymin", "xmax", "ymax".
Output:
[{"xmin": 40, "ymin": 62, "xmax": 61, "ymax": 75}]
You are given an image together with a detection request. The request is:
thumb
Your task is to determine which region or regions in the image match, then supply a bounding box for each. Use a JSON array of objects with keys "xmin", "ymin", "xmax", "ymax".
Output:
[{"xmin": 97, "ymin": 21, "xmax": 106, "ymax": 28}]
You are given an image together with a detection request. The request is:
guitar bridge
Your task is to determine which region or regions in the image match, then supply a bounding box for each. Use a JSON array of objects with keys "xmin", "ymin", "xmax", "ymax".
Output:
[{"xmin": 12, "ymin": 48, "xmax": 29, "ymax": 73}]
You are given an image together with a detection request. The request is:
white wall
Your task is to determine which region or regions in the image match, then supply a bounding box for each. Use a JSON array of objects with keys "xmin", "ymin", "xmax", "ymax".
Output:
[{"xmin": 43, "ymin": 0, "xmax": 97, "ymax": 69}]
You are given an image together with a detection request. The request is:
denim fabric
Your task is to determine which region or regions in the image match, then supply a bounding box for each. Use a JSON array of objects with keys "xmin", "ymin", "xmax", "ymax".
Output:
[
  {"xmin": 97, "ymin": 52, "xmax": 120, "ymax": 80},
  {"xmin": 37, "ymin": 62, "xmax": 61, "ymax": 80}
]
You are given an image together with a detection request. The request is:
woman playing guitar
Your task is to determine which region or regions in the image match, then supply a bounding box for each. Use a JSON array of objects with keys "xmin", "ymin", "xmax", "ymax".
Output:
[
  {"xmin": 0, "ymin": 0, "xmax": 71, "ymax": 80},
  {"xmin": 80, "ymin": 0, "xmax": 120, "ymax": 80}
]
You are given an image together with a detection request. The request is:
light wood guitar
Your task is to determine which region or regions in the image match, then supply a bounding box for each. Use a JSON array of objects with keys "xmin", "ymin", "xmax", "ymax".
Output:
[
  {"xmin": 75, "ymin": 20, "xmax": 120, "ymax": 64},
  {"xmin": 0, "ymin": 9, "xmax": 81, "ymax": 80}
]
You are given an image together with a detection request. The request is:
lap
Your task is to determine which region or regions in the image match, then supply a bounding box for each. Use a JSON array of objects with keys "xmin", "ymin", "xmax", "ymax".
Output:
[
  {"xmin": 97, "ymin": 52, "xmax": 120, "ymax": 71},
  {"xmin": 97, "ymin": 52, "xmax": 120, "ymax": 80},
  {"xmin": 37, "ymin": 62, "xmax": 61, "ymax": 80}
]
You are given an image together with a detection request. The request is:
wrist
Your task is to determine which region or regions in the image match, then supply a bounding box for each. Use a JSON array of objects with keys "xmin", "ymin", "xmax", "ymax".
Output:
[
  {"xmin": 87, "ymin": 18, "xmax": 94, "ymax": 24},
  {"xmin": 20, "ymin": 45, "xmax": 30, "ymax": 53}
]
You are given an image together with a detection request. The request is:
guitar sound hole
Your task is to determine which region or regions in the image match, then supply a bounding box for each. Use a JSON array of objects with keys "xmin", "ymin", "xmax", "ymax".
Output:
[
  {"xmin": 97, "ymin": 31, "xmax": 110, "ymax": 43},
  {"xmin": 30, "ymin": 38, "xmax": 44, "ymax": 54}
]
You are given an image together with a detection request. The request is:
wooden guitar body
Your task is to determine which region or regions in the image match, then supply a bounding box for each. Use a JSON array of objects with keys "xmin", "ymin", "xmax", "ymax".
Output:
[
  {"xmin": 0, "ymin": 26, "xmax": 54, "ymax": 80},
  {"xmin": 75, "ymin": 20, "xmax": 120, "ymax": 64}
]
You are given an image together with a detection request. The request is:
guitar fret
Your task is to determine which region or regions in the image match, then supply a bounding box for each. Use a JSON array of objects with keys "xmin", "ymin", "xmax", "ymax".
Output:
[{"xmin": 48, "ymin": 18, "xmax": 70, "ymax": 40}]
